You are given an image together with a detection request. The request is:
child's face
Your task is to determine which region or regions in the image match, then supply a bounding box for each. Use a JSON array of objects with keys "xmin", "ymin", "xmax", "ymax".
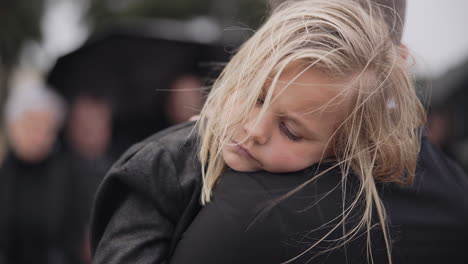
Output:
[{"xmin": 222, "ymin": 68, "xmax": 350, "ymax": 173}]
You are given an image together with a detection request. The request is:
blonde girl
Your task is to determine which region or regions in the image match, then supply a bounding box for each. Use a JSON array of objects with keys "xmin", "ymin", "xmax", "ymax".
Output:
[
  {"xmin": 197, "ymin": 0, "xmax": 424, "ymax": 261},
  {"xmin": 91, "ymin": 1, "xmax": 464, "ymax": 264}
]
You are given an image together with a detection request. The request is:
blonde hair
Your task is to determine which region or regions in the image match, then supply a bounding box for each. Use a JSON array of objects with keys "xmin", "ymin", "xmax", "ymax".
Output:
[
  {"xmin": 270, "ymin": 0, "xmax": 407, "ymax": 43},
  {"xmin": 197, "ymin": 0, "xmax": 426, "ymax": 262}
]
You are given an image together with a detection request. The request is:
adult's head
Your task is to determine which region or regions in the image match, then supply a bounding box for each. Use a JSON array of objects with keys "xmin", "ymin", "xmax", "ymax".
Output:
[
  {"xmin": 66, "ymin": 95, "xmax": 112, "ymax": 160},
  {"xmin": 4, "ymin": 86, "xmax": 66, "ymax": 162},
  {"xmin": 165, "ymin": 75, "xmax": 203, "ymax": 124}
]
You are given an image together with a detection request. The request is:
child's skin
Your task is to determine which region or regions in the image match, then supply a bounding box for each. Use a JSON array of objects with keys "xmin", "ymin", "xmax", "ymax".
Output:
[{"xmin": 222, "ymin": 66, "xmax": 352, "ymax": 173}]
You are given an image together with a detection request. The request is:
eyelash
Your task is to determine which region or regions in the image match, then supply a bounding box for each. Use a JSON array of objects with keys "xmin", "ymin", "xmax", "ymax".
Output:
[
  {"xmin": 280, "ymin": 122, "xmax": 302, "ymax": 141},
  {"xmin": 256, "ymin": 95, "xmax": 302, "ymax": 142},
  {"xmin": 256, "ymin": 97, "xmax": 265, "ymax": 105}
]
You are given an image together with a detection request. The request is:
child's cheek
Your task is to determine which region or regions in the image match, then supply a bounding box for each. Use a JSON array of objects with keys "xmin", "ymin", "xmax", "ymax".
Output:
[{"xmin": 267, "ymin": 150, "xmax": 312, "ymax": 173}]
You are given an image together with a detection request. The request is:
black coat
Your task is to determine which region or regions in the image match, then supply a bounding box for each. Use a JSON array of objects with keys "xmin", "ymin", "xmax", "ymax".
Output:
[
  {"xmin": 91, "ymin": 122, "xmax": 468, "ymax": 263},
  {"xmin": 0, "ymin": 142, "xmax": 106, "ymax": 264},
  {"xmin": 91, "ymin": 122, "xmax": 202, "ymax": 264}
]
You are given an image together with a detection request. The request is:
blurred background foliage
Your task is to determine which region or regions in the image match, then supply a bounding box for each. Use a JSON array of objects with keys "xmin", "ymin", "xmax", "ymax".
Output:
[
  {"xmin": 86, "ymin": 0, "xmax": 268, "ymax": 34},
  {"xmin": 0, "ymin": 0, "xmax": 45, "ymax": 67},
  {"xmin": 0, "ymin": 0, "xmax": 46, "ymax": 109}
]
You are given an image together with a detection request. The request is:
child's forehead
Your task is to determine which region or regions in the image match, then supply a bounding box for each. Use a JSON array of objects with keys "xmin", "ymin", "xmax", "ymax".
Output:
[
  {"xmin": 265, "ymin": 66, "xmax": 353, "ymax": 97},
  {"xmin": 263, "ymin": 68, "xmax": 353, "ymax": 116},
  {"xmin": 267, "ymin": 61, "xmax": 351, "ymax": 84}
]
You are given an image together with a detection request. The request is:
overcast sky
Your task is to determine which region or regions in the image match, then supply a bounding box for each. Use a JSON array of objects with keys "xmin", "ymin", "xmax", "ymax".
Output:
[
  {"xmin": 402, "ymin": 0, "xmax": 468, "ymax": 78},
  {"xmin": 39, "ymin": 0, "xmax": 88, "ymax": 69}
]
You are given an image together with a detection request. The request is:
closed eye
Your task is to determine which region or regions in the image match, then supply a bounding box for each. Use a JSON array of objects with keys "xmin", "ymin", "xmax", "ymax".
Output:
[
  {"xmin": 256, "ymin": 97, "xmax": 265, "ymax": 105},
  {"xmin": 256, "ymin": 87, "xmax": 269, "ymax": 106},
  {"xmin": 279, "ymin": 121, "xmax": 302, "ymax": 141}
]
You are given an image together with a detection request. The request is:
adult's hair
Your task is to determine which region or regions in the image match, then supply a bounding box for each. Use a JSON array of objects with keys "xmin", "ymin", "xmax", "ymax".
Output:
[{"xmin": 270, "ymin": 0, "xmax": 406, "ymax": 43}]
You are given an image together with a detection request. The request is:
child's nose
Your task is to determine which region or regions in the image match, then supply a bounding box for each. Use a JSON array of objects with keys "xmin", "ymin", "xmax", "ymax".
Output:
[{"xmin": 243, "ymin": 113, "xmax": 271, "ymax": 145}]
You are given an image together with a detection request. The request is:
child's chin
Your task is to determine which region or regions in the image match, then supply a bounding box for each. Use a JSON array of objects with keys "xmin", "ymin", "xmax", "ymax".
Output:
[
  {"xmin": 230, "ymin": 168, "xmax": 259, "ymax": 173},
  {"xmin": 226, "ymin": 162, "xmax": 259, "ymax": 173},
  {"xmin": 223, "ymin": 157, "xmax": 258, "ymax": 172}
]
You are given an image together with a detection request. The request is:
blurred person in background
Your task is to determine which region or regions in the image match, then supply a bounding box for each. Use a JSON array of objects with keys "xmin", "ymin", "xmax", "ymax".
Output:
[
  {"xmin": 47, "ymin": 28, "xmax": 225, "ymax": 161},
  {"xmin": 3, "ymin": 87, "xmax": 64, "ymax": 164},
  {"xmin": 65, "ymin": 95, "xmax": 112, "ymax": 161},
  {"xmin": 165, "ymin": 75, "xmax": 204, "ymax": 124},
  {"xmin": 426, "ymin": 58, "xmax": 468, "ymax": 173},
  {"xmin": 0, "ymin": 83, "xmax": 101, "ymax": 264}
]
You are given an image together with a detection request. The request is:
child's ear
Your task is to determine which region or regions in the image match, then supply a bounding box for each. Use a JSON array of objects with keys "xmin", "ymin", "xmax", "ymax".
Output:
[{"xmin": 399, "ymin": 43, "xmax": 409, "ymax": 60}]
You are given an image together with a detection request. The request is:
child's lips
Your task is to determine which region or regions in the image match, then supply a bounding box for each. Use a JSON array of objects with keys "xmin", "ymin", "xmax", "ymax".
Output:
[{"xmin": 232, "ymin": 141, "xmax": 260, "ymax": 164}]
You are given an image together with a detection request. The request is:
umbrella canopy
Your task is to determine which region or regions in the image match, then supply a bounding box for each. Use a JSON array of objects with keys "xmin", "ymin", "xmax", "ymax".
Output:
[
  {"xmin": 47, "ymin": 23, "xmax": 232, "ymax": 157},
  {"xmin": 47, "ymin": 27, "xmax": 230, "ymax": 121}
]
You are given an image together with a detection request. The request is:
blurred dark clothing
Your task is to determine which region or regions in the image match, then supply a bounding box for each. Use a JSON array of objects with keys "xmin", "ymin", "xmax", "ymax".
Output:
[
  {"xmin": 428, "ymin": 58, "xmax": 468, "ymax": 172},
  {"xmin": 91, "ymin": 122, "xmax": 468, "ymax": 263},
  {"xmin": 0, "ymin": 140, "xmax": 107, "ymax": 264}
]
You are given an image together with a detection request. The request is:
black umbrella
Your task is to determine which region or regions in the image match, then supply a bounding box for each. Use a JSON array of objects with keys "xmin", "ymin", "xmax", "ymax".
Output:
[
  {"xmin": 47, "ymin": 23, "xmax": 232, "ymax": 156},
  {"xmin": 48, "ymin": 27, "xmax": 230, "ymax": 119}
]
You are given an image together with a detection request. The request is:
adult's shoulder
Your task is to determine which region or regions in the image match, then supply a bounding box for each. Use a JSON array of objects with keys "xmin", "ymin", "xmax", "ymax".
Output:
[
  {"xmin": 377, "ymin": 136, "xmax": 468, "ymax": 262},
  {"xmin": 418, "ymin": 136, "xmax": 468, "ymax": 185},
  {"xmin": 114, "ymin": 121, "xmax": 199, "ymax": 171},
  {"xmin": 414, "ymin": 136, "xmax": 468, "ymax": 214},
  {"xmin": 383, "ymin": 136, "xmax": 468, "ymax": 212},
  {"xmin": 99, "ymin": 121, "xmax": 200, "ymax": 206},
  {"xmin": 410, "ymin": 136, "xmax": 468, "ymax": 209},
  {"xmin": 91, "ymin": 121, "xmax": 202, "ymax": 254}
]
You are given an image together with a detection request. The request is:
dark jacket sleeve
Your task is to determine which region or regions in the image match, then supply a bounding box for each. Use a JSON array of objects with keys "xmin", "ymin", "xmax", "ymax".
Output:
[{"xmin": 91, "ymin": 138, "xmax": 185, "ymax": 264}]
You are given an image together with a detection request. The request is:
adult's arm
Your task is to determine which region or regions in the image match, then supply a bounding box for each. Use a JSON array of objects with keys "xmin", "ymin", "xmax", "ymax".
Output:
[{"xmin": 91, "ymin": 122, "xmax": 201, "ymax": 264}]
